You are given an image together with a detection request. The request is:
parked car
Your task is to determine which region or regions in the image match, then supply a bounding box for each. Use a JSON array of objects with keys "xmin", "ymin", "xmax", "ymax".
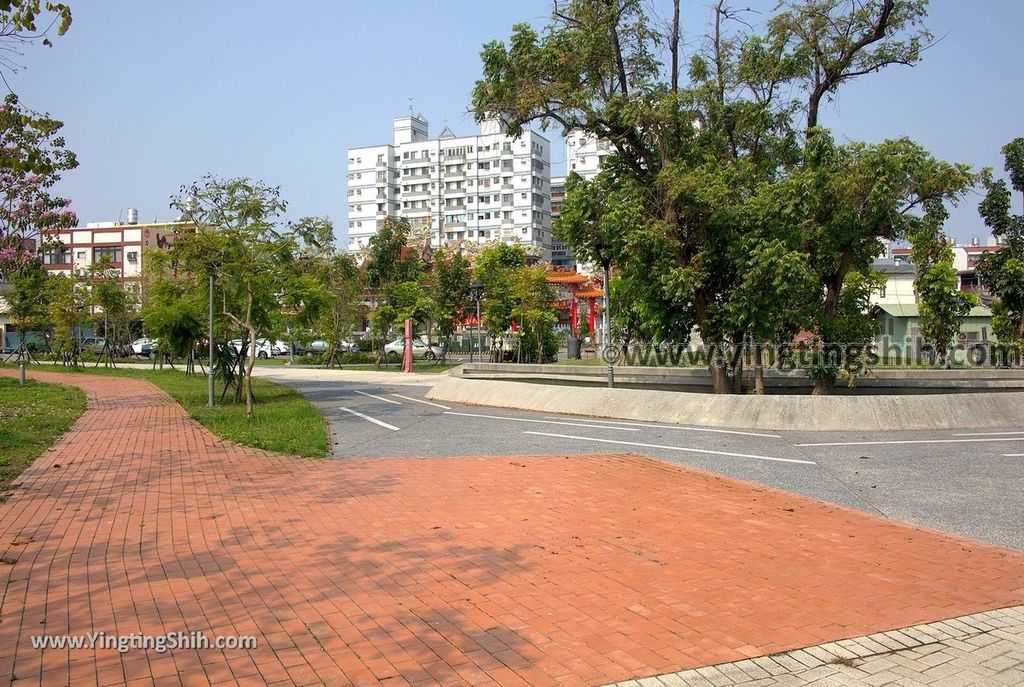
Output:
[
  {"xmin": 80, "ymin": 337, "xmax": 107, "ymax": 353},
  {"xmin": 383, "ymin": 337, "xmax": 443, "ymax": 360},
  {"xmin": 228, "ymin": 338, "xmax": 275, "ymax": 359},
  {"xmin": 272, "ymin": 340, "xmax": 290, "ymax": 356},
  {"xmin": 298, "ymin": 339, "xmax": 358, "ymax": 354},
  {"xmin": 131, "ymin": 337, "xmax": 159, "ymax": 357}
]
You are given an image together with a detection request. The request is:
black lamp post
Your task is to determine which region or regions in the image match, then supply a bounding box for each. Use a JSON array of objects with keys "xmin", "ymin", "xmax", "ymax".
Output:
[
  {"xmin": 469, "ymin": 281, "xmax": 484, "ymax": 363},
  {"xmin": 593, "ymin": 239, "xmax": 614, "ymax": 388}
]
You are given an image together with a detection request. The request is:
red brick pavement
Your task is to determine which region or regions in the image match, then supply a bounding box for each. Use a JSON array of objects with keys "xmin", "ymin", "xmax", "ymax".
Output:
[{"xmin": 2, "ymin": 370, "xmax": 1023, "ymax": 687}]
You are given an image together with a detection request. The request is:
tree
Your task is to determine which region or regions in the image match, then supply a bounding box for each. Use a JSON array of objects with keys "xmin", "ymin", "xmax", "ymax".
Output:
[
  {"xmin": 141, "ymin": 249, "xmax": 207, "ymax": 374},
  {"xmin": 431, "ymin": 246, "xmax": 471, "ymax": 362},
  {"xmin": 976, "ymin": 138, "xmax": 1024, "ymax": 363},
  {"xmin": 773, "ymin": 132, "xmax": 973, "ymax": 392},
  {"xmin": 5, "ymin": 256, "xmax": 47, "ymax": 354},
  {"xmin": 46, "ymin": 271, "xmax": 87, "ymax": 366},
  {"xmin": 363, "ymin": 217, "xmax": 425, "ymax": 362},
  {"xmin": 0, "ymin": 93, "xmax": 76, "ymax": 277},
  {"xmin": 0, "ymin": 0, "xmax": 72, "ymax": 83},
  {"xmin": 170, "ymin": 175, "xmax": 293, "ymax": 418},
  {"xmin": 285, "ymin": 216, "xmax": 364, "ymax": 367},
  {"xmin": 473, "ymin": 0, "xmax": 965, "ymax": 393},
  {"xmin": 910, "ymin": 219, "xmax": 977, "ymax": 368}
]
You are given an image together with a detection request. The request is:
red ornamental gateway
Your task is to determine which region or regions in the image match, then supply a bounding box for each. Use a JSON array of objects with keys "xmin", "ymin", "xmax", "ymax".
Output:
[{"xmin": 545, "ymin": 267, "xmax": 603, "ymax": 337}]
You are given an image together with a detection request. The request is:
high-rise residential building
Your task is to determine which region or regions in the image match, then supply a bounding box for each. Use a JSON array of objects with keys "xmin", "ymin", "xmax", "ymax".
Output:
[
  {"xmin": 565, "ymin": 130, "xmax": 610, "ymax": 180},
  {"xmin": 550, "ymin": 131, "xmax": 614, "ymax": 270},
  {"xmin": 345, "ymin": 113, "xmax": 552, "ymax": 258}
]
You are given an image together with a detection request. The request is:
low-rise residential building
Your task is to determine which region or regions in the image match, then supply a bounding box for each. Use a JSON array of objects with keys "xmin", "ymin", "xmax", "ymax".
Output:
[{"xmin": 41, "ymin": 214, "xmax": 181, "ymax": 284}]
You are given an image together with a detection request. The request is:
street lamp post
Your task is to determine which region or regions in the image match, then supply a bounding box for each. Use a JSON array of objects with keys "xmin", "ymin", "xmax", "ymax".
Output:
[
  {"xmin": 207, "ymin": 273, "xmax": 215, "ymax": 408},
  {"xmin": 469, "ymin": 281, "xmax": 484, "ymax": 363},
  {"xmin": 593, "ymin": 239, "xmax": 614, "ymax": 389}
]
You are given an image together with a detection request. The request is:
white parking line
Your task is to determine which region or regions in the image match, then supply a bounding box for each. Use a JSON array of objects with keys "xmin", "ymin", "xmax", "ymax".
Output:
[
  {"xmin": 339, "ymin": 407, "xmax": 400, "ymax": 431},
  {"xmin": 544, "ymin": 416, "xmax": 781, "ymax": 438},
  {"xmin": 1003, "ymin": 453, "xmax": 1024, "ymax": 457},
  {"xmin": 391, "ymin": 394, "xmax": 451, "ymax": 410},
  {"xmin": 353, "ymin": 390, "xmax": 402, "ymax": 405},
  {"xmin": 444, "ymin": 411, "xmax": 640, "ymax": 432},
  {"xmin": 795, "ymin": 437, "xmax": 1024, "ymax": 447},
  {"xmin": 523, "ymin": 431, "xmax": 815, "ymax": 465},
  {"xmin": 953, "ymin": 431, "xmax": 1024, "ymax": 436}
]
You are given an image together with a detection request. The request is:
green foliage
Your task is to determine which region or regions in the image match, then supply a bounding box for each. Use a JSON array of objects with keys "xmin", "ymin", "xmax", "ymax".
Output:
[
  {"xmin": 910, "ymin": 212, "xmax": 978, "ymax": 367},
  {"xmin": 473, "ymin": 243, "xmax": 558, "ymax": 362},
  {"xmin": 976, "ymin": 139, "xmax": 1024, "ymax": 352},
  {"xmin": 0, "ymin": 0, "xmax": 72, "ymax": 50},
  {"xmin": 170, "ymin": 175, "xmax": 295, "ymax": 415},
  {"xmin": 473, "ymin": 0, "xmax": 962, "ymax": 392},
  {"xmin": 431, "ymin": 247, "xmax": 471, "ymax": 353},
  {"xmin": 364, "ymin": 217, "xmax": 426, "ymax": 353}
]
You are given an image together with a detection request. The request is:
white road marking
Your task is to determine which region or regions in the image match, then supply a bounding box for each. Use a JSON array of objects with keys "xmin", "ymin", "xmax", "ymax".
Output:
[
  {"xmin": 544, "ymin": 416, "xmax": 781, "ymax": 438},
  {"xmin": 339, "ymin": 407, "xmax": 400, "ymax": 431},
  {"xmin": 444, "ymin": 411, "xmax": 640, "ymax": 432},
  {"xmin": 795, "ymin": 437, "xmax": 1024, "ymax": 447},
  {"xmin": 523, "ymin": 431, "xmax": 815, "ymax": 465},
  {"xmin": 354, "ymin": 390, "xmax": 402, "ymax": 405},
  {"xmin": 952, "ymin": 431, "xmax": 1024, "ymax": 437},
  {"xmin": 1003, "ymin": 453, "xmax": 1024, "ymax": 457},
  {"xmin": 391, "ymin": 393, "xmax": 451, "ymax": 410}
]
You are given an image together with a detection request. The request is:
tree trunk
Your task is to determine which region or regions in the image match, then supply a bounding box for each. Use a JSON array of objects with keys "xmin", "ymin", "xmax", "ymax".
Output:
[
  {"xmin": 753, "ymin": 344, "xmax": 765, "ymax": 395},
  {"xmin": 812, "ymin": 378, "xmax": 834, "ymax": 396},
  {"xmin": 244, "ymin": 326, "xmax": 256, "ymax": 419}
]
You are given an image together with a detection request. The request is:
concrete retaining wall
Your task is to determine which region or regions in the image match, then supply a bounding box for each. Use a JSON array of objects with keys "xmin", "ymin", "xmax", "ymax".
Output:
[
  {"xmin": 426, "ymin": 376, "xmax": 1024, "ymax": 431},
  {"xmin": 458, "ymin": 363, "xmax": 1024, "ymax": 394}
]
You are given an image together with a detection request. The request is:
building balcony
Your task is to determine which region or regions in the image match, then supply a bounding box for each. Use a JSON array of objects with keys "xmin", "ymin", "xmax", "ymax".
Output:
[
  {"xmin": 403, "ymin": 189, "xmax": 430, "ymax": 198},
  {"xmin": 444, "ymin": 204, "xmax": 467, "ymax": 211},
  {"xmin": 442, "ymin": 153, "xmax": 466, "ymax": 162}
]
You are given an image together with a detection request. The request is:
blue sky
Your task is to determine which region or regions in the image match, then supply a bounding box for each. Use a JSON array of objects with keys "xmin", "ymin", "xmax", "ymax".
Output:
[{"xmin": 12, "ymin": 0, "xmax": 1024, "ymax": 243}]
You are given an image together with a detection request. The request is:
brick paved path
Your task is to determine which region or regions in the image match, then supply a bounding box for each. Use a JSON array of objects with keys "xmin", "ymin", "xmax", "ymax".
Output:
[{"xmin": 2, "ymin": 370, "xmax": 1023, "ymax": 687}]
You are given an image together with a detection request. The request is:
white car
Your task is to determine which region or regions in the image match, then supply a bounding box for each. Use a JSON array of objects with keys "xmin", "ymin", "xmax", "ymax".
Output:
[
  {"xmin": 228, "ymin": 338, "xmax": 275, "ymax": 359},
  {"xmin": 384, "ymin": 337, "xmax": 443, "ymax": 360},
  {"xmin": 130, "ymin": 338, "xmax": 159, "ymax": 357},
  {"xmin": 272, "ymin": 340, "xmax": 290, "ymax": 356}
]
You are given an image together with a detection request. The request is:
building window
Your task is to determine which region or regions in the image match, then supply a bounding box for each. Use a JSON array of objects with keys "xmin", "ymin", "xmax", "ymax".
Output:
[
  {"xmin": 43, "ymin": 248, "xmax": 72, "ymax": 265},
  {"xmin": 93, "ymin": 246, "xmax": 123, "ymax": 264}
]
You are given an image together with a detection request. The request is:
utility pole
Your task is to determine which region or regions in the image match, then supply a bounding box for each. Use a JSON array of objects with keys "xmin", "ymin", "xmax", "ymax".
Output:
[{"xmin": 208, "ymin": 273, "xmax": 215, "ymax": 408}]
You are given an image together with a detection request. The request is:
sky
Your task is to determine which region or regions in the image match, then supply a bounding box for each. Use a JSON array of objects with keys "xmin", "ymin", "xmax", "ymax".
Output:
[{"xmin": 10, "ymin": 0, "xmax": 1024, "ymax": 244}]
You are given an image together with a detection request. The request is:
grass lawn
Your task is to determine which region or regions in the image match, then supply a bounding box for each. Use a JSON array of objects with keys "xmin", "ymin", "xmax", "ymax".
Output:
[
  {"xmin": 0, "ymin": 377, "xmax": 87, "ymax": 499},
  {"xmin": 4, "ymin": 364, "xmax": 329, "ymax": 458}
]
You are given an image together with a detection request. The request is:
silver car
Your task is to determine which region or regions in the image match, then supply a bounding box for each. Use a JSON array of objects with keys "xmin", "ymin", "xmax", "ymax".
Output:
[{"xmin": 383, "ymin": 337, "xmax": 443, "ymax": 360}]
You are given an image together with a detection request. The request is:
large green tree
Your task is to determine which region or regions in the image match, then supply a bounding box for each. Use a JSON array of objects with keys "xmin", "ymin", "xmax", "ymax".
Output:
[
  {"xmin": 976, "ymin": 138, "xmax": 1024, "ymax": 362},
  {"xmin": 474, "ymin": 0, "xmax": 969, "ymax": 393}
]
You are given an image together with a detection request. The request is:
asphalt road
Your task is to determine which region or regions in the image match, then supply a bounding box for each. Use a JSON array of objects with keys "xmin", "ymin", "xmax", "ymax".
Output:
[{"xmin": 260, "ymin": 371, "xmax": 1024, "ymax": 551}]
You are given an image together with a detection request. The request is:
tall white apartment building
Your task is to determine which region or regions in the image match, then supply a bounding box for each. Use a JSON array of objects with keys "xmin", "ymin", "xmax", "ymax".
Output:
[
  {"xmin": 565, "ymin": 130, "xmax": 611, "ymax": 180},
  {"xmin": 550, "ymin": 131, "xmax": 614, "ymax": 270},
  {"xmin": 345, "ymin": 113, "xmax": 552, "ymax": 257}
]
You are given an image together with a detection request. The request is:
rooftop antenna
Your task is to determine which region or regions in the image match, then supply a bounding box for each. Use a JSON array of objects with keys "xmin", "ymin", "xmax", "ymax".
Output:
[{"xmin": 408, "ymin": 97, "xmax": 414, "ymax": 115}]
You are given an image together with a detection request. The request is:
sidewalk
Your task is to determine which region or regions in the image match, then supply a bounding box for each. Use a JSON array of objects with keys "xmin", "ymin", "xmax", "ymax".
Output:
[{"xmin": 1, "ymin": 369, "xmax": 1022, "ymax": 686}]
